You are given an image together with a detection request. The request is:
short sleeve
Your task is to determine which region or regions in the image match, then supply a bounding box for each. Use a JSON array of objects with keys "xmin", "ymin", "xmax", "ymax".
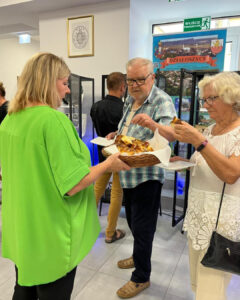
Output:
[
  {"xmin": 44, "ymin": 111, "xmax": 90, "ymax": 196},
  {"xmin": 226, "ymin": 127, "xmax": 240, "ymax": 157},
  {"xmin": 154, "ymin": 94, "xmax": 176, "ymax": 126}
]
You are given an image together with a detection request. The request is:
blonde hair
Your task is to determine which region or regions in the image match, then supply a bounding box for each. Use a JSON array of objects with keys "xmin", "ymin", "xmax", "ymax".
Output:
[
  {"xmin": 126, "ymin": 57, "xmax": 154, "ymax": 74},
  {"xmin": 8, "ymin": 52, "xmax": 70, "ymax": 114},
  {"xmin": 198, "ymin": 72, "xmax": 240, "ymax": 111}
]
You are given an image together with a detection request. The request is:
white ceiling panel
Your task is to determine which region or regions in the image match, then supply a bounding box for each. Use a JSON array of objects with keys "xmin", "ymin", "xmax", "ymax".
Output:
[{"xmin": 0, "ymin": 0, "xmax": 240, "ymax": 39}]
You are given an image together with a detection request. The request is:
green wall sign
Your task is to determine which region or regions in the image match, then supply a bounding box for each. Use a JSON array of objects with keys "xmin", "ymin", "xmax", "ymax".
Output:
[{"xmin": 184, "ymin": 16, "xmax": 211, "ymax": 32}]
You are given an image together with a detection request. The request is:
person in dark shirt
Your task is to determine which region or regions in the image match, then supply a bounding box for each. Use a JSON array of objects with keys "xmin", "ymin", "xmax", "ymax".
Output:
[
  {"xmin": 90, "ymin": 72, "xmax": 126, "ymax": 243},
  {"xmin": 0, "ymin": 82, "xmax": 8, "ymax": 124}
]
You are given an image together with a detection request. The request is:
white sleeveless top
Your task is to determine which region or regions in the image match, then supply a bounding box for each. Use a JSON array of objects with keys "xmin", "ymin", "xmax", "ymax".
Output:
[{"xmin": 183, "ymin": 124, "xmax": 240, "ymax": 250}]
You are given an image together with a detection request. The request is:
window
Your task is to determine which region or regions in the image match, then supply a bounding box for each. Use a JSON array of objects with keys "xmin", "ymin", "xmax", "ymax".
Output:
[
  {"xmin": 153, "ymin": 22, "xmax": 183, "ymax": 34},
  {"xmin": 152, "ymin": 16, "xmax": 240, "ymax": 34},
  {"xmin": 224, "ymin": 42, "xmax": 232, "ymax": 71}
]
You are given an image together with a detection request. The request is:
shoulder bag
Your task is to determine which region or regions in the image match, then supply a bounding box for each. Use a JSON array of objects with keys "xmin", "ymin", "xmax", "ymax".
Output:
[{"xmin": 201, "ymin": 183, "xmax": 240, "ymax": 275}]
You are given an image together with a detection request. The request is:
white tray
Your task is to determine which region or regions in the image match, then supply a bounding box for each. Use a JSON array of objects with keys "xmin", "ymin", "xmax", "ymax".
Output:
[
  {"xmin": 90, "ymin": 137, "xmax": 115, "ymax": 147},
  {"xmin": 157, "ymin": 160, "xmax": 196, "ymax": 171}
]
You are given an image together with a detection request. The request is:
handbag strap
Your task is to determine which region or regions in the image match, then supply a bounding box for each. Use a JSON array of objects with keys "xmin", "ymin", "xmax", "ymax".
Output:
[{"xmin": 215, "ymin": 182, "xmax": 226, "ymax": 230}]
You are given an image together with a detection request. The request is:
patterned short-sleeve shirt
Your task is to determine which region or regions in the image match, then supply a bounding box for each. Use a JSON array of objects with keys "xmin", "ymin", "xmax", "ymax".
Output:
[{"xmin": 118, "ymin": 85, "xmax": 176, "ymax": 188}]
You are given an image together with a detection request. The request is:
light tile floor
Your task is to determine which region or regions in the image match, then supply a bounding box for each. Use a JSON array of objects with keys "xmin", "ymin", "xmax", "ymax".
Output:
[{"xmin": 0, "ymin": 204, "xmax": 240, "ymax": 300}]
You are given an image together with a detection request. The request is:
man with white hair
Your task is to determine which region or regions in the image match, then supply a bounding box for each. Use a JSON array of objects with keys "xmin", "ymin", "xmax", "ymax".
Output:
[{"xmin": 108, "ymin": 58, "xmax": 176, "ymax": 298}]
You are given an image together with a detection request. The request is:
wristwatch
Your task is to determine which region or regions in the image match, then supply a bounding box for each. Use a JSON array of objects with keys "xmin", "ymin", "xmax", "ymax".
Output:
[{"xmin": 196, "ymin": 140, "xmax": 208, "ymax": 152}]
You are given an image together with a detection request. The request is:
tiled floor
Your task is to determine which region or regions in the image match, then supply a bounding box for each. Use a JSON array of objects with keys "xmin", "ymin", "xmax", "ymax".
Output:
[{"xmin": 0, "ymin": 204, "xmax": 240, "ymax": 300}]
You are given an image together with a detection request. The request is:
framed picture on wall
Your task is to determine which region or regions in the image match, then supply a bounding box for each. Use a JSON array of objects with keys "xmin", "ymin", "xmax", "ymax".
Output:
[{"xmin": 67, "ymin": 15, "xmax": 94, "ymax": 57}]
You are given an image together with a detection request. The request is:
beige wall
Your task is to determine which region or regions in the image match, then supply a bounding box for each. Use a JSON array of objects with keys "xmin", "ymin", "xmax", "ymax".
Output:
[
  {"xmin": 0, "ymin": 38, "xmax": 40, "ymax": 101},
  {"xmin": 39, "ymin": 0, "xmax": 130, "ymax": 101}
]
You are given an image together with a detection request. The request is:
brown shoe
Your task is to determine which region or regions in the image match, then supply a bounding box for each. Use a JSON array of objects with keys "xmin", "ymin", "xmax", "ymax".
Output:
[
  {"xmin": 105, "ymin": 229, "xmax": 126, "ymax": 243},
  {"xmin": 117, "ymin": 280, "xmax": 150, "ymax": 298},
  {"xmin": 117, "ymin": 256, "xmax": 134, "ymax": 269}
]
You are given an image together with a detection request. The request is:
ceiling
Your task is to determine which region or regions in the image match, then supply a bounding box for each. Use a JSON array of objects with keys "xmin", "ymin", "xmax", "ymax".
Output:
[
  {"xmin": 0, "ymin": 0, "xmax": 118, "ymax": 39},
  {"xmin": 1, "ymin": 0, "xmax": 240, "ymax": 40},
  {"xmin": 135, "ymin": 0, "xmax": 240, "ymax": 24}
]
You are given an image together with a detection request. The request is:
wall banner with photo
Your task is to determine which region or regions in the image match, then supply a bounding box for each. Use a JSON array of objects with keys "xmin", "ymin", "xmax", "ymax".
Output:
[
  {"xmin": 67, "ymin": 15, "xmax": 94, "ymax": 58},
  {"xmin": 153, "ymin": 29, "xmax": 227, "ymax": 72}
]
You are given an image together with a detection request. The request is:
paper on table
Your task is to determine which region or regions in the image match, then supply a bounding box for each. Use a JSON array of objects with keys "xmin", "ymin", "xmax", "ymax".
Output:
[
  {"xmin": 90, "ymin": 137, "xmax": 115, "ymax": 147},
  {"xmin": 156, "ymin": 160, "xmax": 196, "ymax": 171}
]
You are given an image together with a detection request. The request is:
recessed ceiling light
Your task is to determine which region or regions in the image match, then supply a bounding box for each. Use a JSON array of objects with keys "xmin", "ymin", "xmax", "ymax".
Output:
[
  {"xmin": 169, "ymin": 0, "xmax": 186, "ymax": 2},
  {"xmin": 19, "ymin": 33, "xmax": 31, "ymax": 44}
]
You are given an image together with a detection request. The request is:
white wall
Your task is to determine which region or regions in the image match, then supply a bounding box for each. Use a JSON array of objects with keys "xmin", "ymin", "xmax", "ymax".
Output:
[
  {"xmin": 39, "ymin": 0, "xmax": 130, "ymax": 101},
  {"xmin": 129, "ymin": 1, "xmax": 152, "ymax": 60},
  {"xmin": 0, "ymin": 38, "xmax": 40, "ymax": 100}
]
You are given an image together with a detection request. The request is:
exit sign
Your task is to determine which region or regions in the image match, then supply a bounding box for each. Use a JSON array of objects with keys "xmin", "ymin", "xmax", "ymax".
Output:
[{"xmin": 184, "ymin": 16, "xmax": 211, "ymax": 32}]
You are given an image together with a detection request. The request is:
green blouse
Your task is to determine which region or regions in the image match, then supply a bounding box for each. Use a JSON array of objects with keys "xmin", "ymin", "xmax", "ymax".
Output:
[{"xmin": 0, "ymin": 106, "xmax": 100, "ymax": 286}]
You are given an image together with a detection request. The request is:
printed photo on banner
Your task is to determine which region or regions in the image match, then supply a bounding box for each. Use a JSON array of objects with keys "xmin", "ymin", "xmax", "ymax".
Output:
[{"xmin": 153, "ymin": 29, "xmax": 227, "ymax": 72}]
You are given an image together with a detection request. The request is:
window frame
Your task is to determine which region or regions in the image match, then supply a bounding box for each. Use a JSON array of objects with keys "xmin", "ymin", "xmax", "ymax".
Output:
[{"xmin": 152, "ymin": 15, "xmax": 240, "ymax": 35}]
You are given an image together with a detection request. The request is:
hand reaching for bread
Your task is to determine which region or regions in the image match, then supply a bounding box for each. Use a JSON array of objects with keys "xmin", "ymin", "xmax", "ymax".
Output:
[
  {"xmin": 131, "ymin": 113, "xmax": 157, "ymax": 132},
  {"xmin": 170, "ymin": 116, "xmax": 183, "ymax": 127}
]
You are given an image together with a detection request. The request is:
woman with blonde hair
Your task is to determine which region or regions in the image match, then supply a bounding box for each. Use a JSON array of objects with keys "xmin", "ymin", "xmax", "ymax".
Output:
[{"xmin": 0, "ymin": 52, "xmax": 130, "ymax": 300}]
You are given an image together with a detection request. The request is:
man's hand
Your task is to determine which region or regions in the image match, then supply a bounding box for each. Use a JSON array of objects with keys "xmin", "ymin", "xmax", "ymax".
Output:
[
  {"xmin": 131, "ymin": 113, "xmax": 157, "ymax": 131},
  {"xmin": 106, "ymin": 131, "xmax": 118, "ymax": 140},
  {"xmin": 170, "ymin": 156, "xmax": 190, "ymax": 163}
]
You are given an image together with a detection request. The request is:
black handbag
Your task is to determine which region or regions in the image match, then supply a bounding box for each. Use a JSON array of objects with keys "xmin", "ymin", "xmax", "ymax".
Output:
[{"xmin": 201, "ymin": 183, "xmax": 240, "ymax": 275}]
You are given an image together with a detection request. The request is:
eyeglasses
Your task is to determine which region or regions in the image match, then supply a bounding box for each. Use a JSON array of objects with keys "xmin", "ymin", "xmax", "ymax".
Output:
[
  {"xmin": 126, "ymin": 73, "xmax": 152, "ymax": 86},
  {"xmin": 198, "ymin": 96, "xmax": 219, "ymax": 107}
]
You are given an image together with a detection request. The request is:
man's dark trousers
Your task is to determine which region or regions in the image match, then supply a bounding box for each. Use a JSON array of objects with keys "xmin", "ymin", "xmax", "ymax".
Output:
[{"xmin": 123, "ymin": 180, "xmax": 162, "ymax": 283}]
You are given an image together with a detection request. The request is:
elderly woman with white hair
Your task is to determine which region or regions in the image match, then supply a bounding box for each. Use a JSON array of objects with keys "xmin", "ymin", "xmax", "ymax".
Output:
[
  {"xmin": 172, "ymin": 71, "xmax": 240, "ymax": 300},
  {"xmin": 132, "ymin": 71, "xmax": 240, "ymax": 300}
]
